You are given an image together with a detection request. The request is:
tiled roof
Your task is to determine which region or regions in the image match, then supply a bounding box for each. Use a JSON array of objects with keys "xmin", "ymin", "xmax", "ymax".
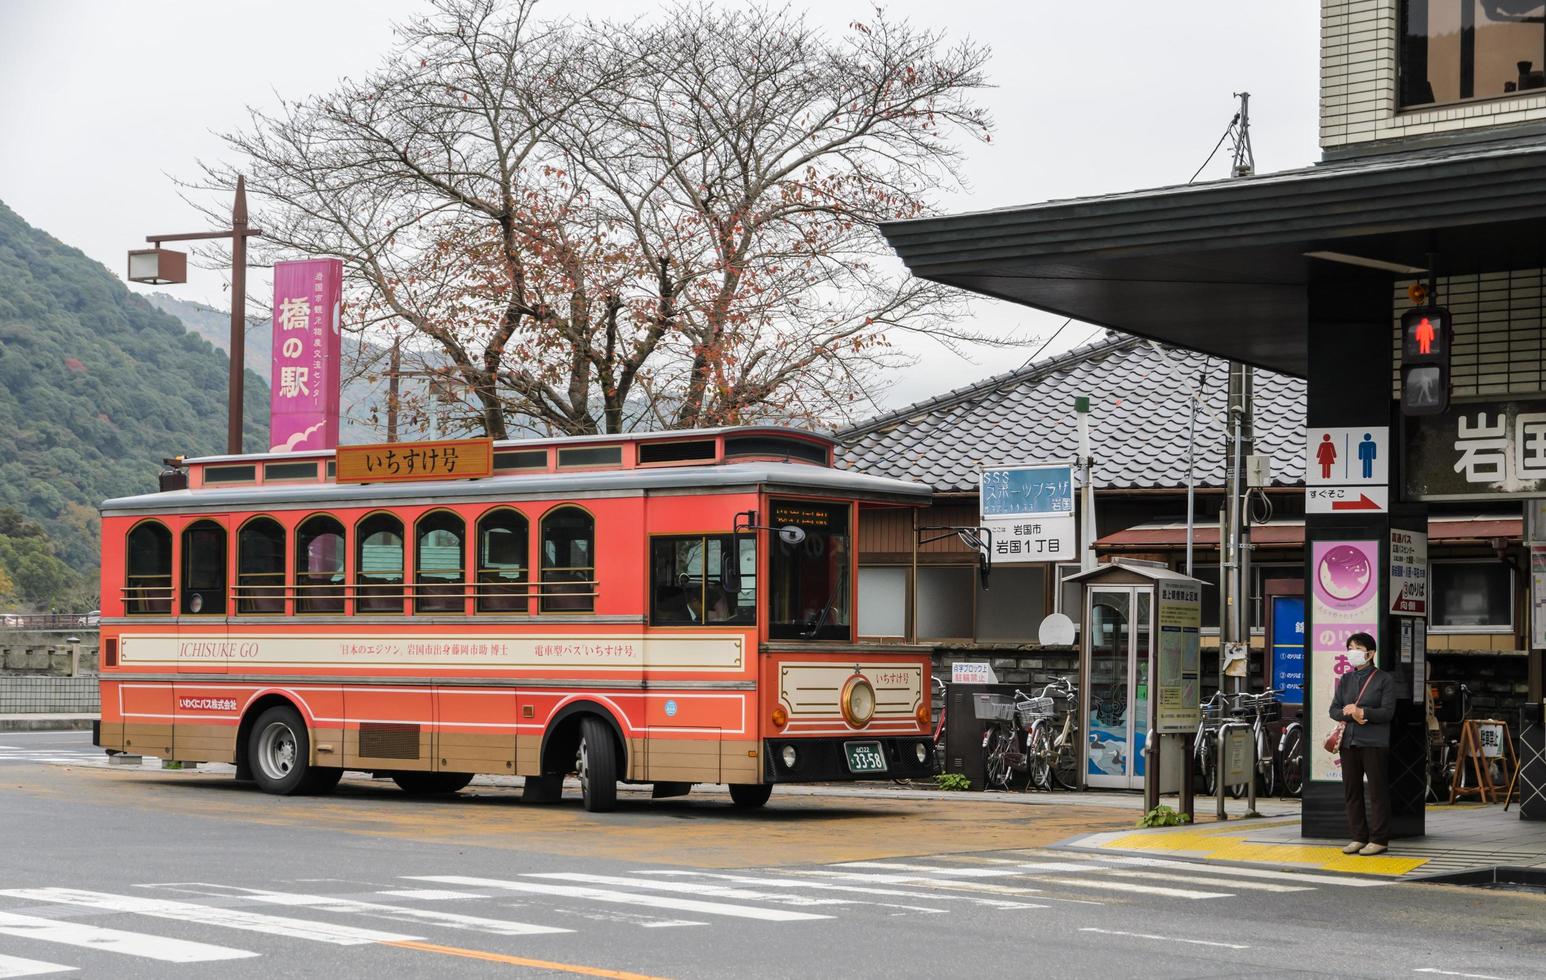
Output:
[{"xmin": 835, "ymin": 335, "xmax": 1307, "ymax": 492}]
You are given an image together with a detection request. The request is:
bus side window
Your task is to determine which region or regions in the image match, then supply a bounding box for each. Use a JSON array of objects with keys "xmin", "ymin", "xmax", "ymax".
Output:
[
  {"xmin": 541, "ymin": 507, "xmax": 594, "ymax": 613},
  {"xmin": 477, "ymin": 509, "xmax": 529, "ymax": 614},
  {"xmin": 237, "ymin": 517, "xmax": 286, "ymax": 615},
  {"xmin": 415, "ymin": 510, "xmax": 466, "ymax": 614},
  {"xmin": 181, "ymin": 519, "xmax": 227, "ymax": 616},
  {"xmin": 125, "ymin": 521, "xmax": 173, "ymax": 615},
  {"xmin": 297, "ymin": 515, "xmax": 345, "ymax": 614},
  {"xmin": 356, "ymin": 513, "xmax": 404, "ymax": 614}
]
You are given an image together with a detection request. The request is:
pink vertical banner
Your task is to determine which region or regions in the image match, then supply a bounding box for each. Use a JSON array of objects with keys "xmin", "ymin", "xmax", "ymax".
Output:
[
  {"xmin": 269, "ymin": 258, "xmax": 342, "ymax": 452},
  {"xmin": 1308, "ymin": 539, "xmax": 1380, "ymax": 782}
]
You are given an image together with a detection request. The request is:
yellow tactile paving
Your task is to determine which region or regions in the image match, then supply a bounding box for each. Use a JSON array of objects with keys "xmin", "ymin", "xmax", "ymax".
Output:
[{"xmin": 1098, "ymin": 825, "xmax": 1429, "ymax": 877}]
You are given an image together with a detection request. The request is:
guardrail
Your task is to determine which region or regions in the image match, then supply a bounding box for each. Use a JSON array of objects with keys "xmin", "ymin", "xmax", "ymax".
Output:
[
  {"xmin": 0, "ymin": 676, "xmax": 98, "ymax": 714},
  {"xmin": 1, "ymin": 615, "xmax": 98, "ymax": 630}
]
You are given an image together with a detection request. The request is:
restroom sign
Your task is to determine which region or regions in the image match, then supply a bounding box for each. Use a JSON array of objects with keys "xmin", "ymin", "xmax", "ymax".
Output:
[{"xmin": 1305, "ymin": 427, "xmax": 1389, "ymax": 514}]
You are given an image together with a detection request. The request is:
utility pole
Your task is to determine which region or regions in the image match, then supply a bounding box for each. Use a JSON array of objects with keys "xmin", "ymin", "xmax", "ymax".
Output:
[
  {"xmin": 1076, "ymin": 395, "xmax": 1097, "ymax": 572},
  {"xmin": 1220, "ymin": 92, "xmax": 1255, "ymax": 692}
]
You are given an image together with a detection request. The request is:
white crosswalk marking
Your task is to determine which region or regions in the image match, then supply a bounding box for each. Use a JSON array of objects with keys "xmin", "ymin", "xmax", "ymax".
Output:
[
  {"xmin": 408, "ymin": 875, "xmax": 832, "ymax": 922},
  {"xmin": 0, "ymin": 889, "xmax": 418, "ymax": 946},
  {"xmin": 832, "ymin": 862, "xmax": 1025, "ymax": 878},
  {"xmin": 1002, "ymin": 850, "xmax": 1391, "ymax": 887},
  {"xmin": 528, "ymin": 873, "xmax": 856, "ymax": 908},
  {"xmin": 639, "ymin": 870, "xmax": 1049, "ymax": 910},
  {"xmin": 1097, "ymin": 869, "xmax": 1311, "ymax": 893},
  {"xmin": 0, "ymin": 910, "xmax": 255, "ymax": 963},
  {"xmin": 147, "ymin": 884, "xmax": 572, "ymax": 937},
  {"xmin": 1016, "ymin": 877, "xmax": 1232, "ymax": 900},
  {"xmin": 0, "ymin": 953, "xmax": 74, "ymax": 978},
  {"xmin": 375, "ymin": 890, "xmax": 488, "ymax": 901}
]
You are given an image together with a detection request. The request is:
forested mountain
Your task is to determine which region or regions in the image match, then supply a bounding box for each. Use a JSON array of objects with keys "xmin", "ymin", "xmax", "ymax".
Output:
[{"xmin": 0, "ymin": 199, "xmax": 268, "ymax": 608}]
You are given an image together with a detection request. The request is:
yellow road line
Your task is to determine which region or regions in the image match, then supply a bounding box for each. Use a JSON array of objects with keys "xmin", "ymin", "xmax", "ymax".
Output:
[
  {"xmin": 1099, "ymin": 829, "xmax": 1428, "ymax": 877},
  {"xmin": 385, "ymin": 939, "xmax": 670, "ymax": 979}
]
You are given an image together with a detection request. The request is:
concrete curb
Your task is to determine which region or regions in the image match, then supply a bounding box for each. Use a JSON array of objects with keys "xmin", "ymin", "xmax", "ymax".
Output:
[{"xmin": 0, "ymin": 714, "xmax": 96, "ymax": 732}]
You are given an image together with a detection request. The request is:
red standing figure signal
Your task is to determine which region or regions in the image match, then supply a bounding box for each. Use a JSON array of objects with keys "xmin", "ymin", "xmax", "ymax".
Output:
[{"xmin": 1415, "ymin": 316, "xmax": 1435, "ymax": 355}]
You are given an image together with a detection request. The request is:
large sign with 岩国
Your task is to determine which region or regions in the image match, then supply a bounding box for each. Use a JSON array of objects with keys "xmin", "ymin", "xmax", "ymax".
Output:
[
  {"xmin": 1309, "ymin": 540, "xmax": 1380, "ymax": 783},
  {"xmin": 1404, "ymin": 397, "xmax": 1546, "ymax": 500},
  {"xmin": 270, "ymin": 258, "xmax": 343, "ymax": 453},
  {"xmin": 978, "ymin": 464, "xmax": 1076, "ymax": 564}
]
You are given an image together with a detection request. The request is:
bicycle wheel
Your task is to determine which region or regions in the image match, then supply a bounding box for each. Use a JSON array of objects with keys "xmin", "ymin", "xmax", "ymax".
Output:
[
  {"xmin": 984, "ymin": 728, "xmax": 1014, "ymax": 790},
  {"xmin": 1280, "ymin": 727, "xmax": 1305, "ymax": 797},
  {"xmin": 1052, "ymin": 734, "xmax": 1079, "ymax": 791},
  {"xmin": 1026, "ymin": 726, "xmax": 1052, "ymax": 791},
  {"xmin": 1258, "ymin": 733, "xmax": 1277, "ymax": 799},
  {"xmin": 1197, "ymin": 738, "xmax": 1217, "ymax": 797}
]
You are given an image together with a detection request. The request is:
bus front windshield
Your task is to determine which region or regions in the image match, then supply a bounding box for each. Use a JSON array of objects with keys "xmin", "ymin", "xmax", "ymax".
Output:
[{"xmin": 767, "ymin": 500, "xmax": 851, "ymax": 641}]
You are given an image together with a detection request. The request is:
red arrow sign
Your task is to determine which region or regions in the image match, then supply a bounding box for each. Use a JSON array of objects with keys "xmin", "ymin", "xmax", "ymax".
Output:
[{"xmin": 1331, "ymin": 494, "xmax": 1382, "ymax": 511}]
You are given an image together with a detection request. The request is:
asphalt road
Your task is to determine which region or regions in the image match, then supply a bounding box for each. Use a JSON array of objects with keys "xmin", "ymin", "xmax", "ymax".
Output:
[{"xmin": 1, "ymin": 730, "xmax": 1544, "ymax": 980}]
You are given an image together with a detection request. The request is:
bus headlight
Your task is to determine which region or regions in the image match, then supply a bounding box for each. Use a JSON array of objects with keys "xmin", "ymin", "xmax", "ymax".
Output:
[
  {"xmin": 781, "ymin": 744, "xmax": 798, "ymax": 769},
  {"xmin": 840, "ymin": 675, "xmax": 876, "ymax": 728}
]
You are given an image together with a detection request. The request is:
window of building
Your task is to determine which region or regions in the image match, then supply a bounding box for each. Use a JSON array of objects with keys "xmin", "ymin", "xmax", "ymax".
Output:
[
  {"xmin": 236, "ymin": 517, "xmax": 286, "ymax": 614},
  {"xmin": 296, "ymin": 515, "xmax": 345, "ymax": 614},
  {"xmin": 181, "ymin": 520, "xmax": 227, "ymax": 616},
  {"xmin": 650, "ymin": 535, "xmax": 755, "ymax": 626},
  {"xmin": 356, "ymin": 513, "xmax": 404, "ymax": 614},
  {"xmin": 477, "ymin": 509, "xmax": 529, "ymax": 613},
  {"xmin": 1400, "ymin": 0, "xmax": 1546, "ymax": 109},
  {"xmin": 857, "ymin": 566, "xmax": 907, "ymax": 638},
  {"xmin": 1191, "ymin": 562, "xmax": 1292, "ymax": 632},
  {"xmin": 125, "ymin": 521, "xmax": 172, "ymax": 615},
  {"xmin": 1431, "ymin": 560, "xmax": 1513, "ymax": 630},
  {"xmin": 916, "ymin": 565, "xmax": 973, "ymax": 640},
  {"xmin": 541, "ymin": 507, "xmax": 595, "ymax": 612},
  {"xmin": 975, "ymin": 566, "xmax": 1047, "ymax": 642},
  {"xmin": 415, "ymin": 511, "xmax": 466, "ymax": 614},
  {"xmin": 767, "ymin": 500, "xmax": 851, "ymax": 640}
]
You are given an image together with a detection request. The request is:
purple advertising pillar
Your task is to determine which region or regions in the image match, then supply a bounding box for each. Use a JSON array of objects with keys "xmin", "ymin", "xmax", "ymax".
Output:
[{"xmin": 269, "ymin": 258, "xmax": 342, "ymax": 453}]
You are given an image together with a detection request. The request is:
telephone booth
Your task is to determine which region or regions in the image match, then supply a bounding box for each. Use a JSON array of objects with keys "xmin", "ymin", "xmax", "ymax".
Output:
[{"xmin": 1068, "ymin": 561, "xmax": 1204, "ymax": 791}]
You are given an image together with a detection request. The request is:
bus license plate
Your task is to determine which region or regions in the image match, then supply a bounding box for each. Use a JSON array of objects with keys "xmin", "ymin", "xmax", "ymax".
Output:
[{"xmin": 844, "ymin": 741, "xmax": 887, "ymax": 774}]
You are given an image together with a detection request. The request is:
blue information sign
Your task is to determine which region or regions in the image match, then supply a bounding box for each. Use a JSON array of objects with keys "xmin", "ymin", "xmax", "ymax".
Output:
[
  {"xmin": 1269, "ymin": 595, "xmax": 1305, "ymax": 705},
  {"xmin": 980, "ymin": 465, "xmax": 1075, "ymax": 519}
]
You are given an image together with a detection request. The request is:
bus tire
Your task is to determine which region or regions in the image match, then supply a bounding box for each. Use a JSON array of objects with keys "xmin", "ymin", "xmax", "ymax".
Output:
[
  {"xmin": 728, "ymin": 783, "xmax": 772, "ymax": 809},
  {"xmin": 577, "ymin": 715, "xmax": 618, "ymax": 813},
  {"xmin": 302, "ymin": 767, "xmax": 344, "ymax": 795},
  {"xmin": 248, "ymin": 704, "xmax": 312, "ymax": 796},
  {"xmin": 392, "ymin": 772, "xmax": 474, "ymax": 795}
]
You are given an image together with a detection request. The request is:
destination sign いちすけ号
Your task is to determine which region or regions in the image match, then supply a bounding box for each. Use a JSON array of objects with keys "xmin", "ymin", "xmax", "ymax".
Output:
[{"xmin": 335, "ymin": 438, "xmax": 494, "ymax": 483}]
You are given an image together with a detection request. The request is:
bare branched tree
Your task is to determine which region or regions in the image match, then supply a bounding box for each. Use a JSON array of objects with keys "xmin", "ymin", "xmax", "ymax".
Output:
[{"xmin": 198, "ymin": 0, "xmax": 998, "ymax": 438}]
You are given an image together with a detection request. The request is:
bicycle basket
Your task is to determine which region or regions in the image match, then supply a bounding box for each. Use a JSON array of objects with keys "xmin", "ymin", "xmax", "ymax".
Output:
[
  {"xmin": 972, "ymin": 693, "xmax": 1017, "ymax": 722},
  {"xmin": 1016, "ymin": 696, "xmax": 1056, "ymax": 725},
  {"xmin": 1256, "ymin": 699, "xmax": 1283, "ymax": 722}
]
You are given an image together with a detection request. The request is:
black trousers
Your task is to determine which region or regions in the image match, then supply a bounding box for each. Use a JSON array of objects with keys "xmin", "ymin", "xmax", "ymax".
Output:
[{"xmin": 1340, "ymin": 744, "xmax": 1390, "ymax": 845}]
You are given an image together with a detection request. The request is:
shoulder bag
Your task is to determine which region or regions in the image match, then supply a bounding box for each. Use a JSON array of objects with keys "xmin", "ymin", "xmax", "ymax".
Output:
[{"xmin": 1324, "ymin": 669, "xmax": 1377, "ymax": 754}]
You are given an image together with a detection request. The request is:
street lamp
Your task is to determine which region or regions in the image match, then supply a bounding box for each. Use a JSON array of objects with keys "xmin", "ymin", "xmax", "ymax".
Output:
[{"xmin": 127, "ymin": 177, "xmax": 264, "ymax": 455}]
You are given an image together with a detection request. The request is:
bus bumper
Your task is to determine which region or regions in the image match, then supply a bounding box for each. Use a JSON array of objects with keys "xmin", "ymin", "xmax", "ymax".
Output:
[{"xmin": 761, "ymin": 736, "xmax": 938, "ymax": 783}]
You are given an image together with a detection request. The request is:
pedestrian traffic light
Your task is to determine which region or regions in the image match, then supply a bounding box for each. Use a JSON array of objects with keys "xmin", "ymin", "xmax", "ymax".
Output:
[{"xmin": 1401, "ymin": 305, "xmax": 1449, "ymax": 416}]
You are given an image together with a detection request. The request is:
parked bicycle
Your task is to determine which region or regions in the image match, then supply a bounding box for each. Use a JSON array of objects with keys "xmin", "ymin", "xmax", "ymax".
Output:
[
  {"xmin": 1025, "ymin": 676, "xmax": 1080, "ymax": 791},
  {"xmin": 979, "ymin": 689, "xmax": 1043, "ymax": 791},
  {"xmin": 1277, "ymin": 710, "xmax": 1306, "ymax": 798},
  {"xmin": 1231, "ymin": 688, "xmax": 1283, "ymax": 798},
  {"xmin": 1193, "ymin": 690, "xmax": 1231, "ymax": 797}
]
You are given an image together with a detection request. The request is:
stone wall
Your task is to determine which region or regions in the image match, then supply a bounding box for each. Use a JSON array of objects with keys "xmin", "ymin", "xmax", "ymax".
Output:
[{"xmin": 0, "ymin": 636, "xmax": 100, "ymax": 676}]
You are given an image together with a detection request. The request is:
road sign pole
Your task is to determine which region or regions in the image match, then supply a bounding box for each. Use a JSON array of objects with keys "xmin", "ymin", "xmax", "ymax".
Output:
[{"xmin": 1077, "ymin": 396, "xmax": 1096, "ymax": 572}]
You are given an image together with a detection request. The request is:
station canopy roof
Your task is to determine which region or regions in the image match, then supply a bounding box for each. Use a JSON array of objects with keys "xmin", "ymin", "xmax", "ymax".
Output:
[{"xmin": 880, "ymin": 135, "xmax": 1546, "ymax": 378}]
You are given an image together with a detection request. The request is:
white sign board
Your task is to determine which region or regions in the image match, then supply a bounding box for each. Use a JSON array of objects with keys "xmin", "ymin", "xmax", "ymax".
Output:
[
  {"xmin": 1390, "ymin": 529, "xmax": 1428, "ymax": 616},
  {"xmin": 1305, "ymin": 426, "xmax": 1389, "ymax": 514},
  {"xmin": 981, "ymin": 515, "xmax": 1076, "ymax": 564},
  {"xmin": 952, "ymin": 661, "xmax": 998, "ymax": 684}
]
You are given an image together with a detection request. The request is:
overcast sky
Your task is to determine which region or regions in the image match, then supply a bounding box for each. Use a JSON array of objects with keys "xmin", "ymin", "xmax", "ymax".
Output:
[{"xmin": 0, "ymin": 1, "xmax": 1320, "ymax": 414}]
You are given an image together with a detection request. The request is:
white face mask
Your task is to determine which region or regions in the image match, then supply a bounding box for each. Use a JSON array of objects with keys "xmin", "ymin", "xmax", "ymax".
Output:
[{"xmin": 1347, "ymin": 647, "xmax": 1371, "ymax": 668}]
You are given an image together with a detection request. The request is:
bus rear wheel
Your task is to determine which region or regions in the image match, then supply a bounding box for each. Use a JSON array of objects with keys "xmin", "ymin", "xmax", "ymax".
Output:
[
  {"xmin": 248, "ymin": 705, "xmax": 313, "ymax": 796},
  {"xmin": 577, "ymin": 716, "xmax": 618, "ymax": 813},
  {"xmin": 728, "ymin": 783, "xmax": 772, "ymax": 809},
  {"xmin": 392, "ymin": 772, "xmax": 475, "ymax": 795}
]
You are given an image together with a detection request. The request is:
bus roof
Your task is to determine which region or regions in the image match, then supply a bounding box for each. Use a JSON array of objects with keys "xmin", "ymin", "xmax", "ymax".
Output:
[{"xmin": 99, "ymin": 461, "xmax": 932, "ymax": 516}]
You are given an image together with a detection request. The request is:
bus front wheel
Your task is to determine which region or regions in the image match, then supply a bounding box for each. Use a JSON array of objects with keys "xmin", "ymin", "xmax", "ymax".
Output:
[
  {"xmin": 728, "ymin": 783, "xmax": 772, "ymax": 809},
  {"xmin": 248, "ymin": 705, "xmax": 314, "ymax": 796},
  {"xmin": 577, "ymin": 716, "xmax": 618, "ymax": 813}
]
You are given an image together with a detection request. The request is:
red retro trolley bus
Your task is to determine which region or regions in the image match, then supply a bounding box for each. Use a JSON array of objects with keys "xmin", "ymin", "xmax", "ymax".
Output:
[{"xmin": 93, "ymin": 426, "xmax": 937, "ymax": 811}]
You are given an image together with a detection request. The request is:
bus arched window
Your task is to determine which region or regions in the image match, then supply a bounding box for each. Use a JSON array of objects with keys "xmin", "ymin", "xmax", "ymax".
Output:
[
  {"xmin": 356, "ymin": 513, "xmax": 404, "ymax": 614},
  {"xmin": 540, "ymin": 507, "xmax": 594, "ymax": 613},
  {"xmin": 477, "ymin": 510, "xmax": 529, "ymax": 614},
  {"xmin": 237, "ymin": 517, "xmax": 286, "ymax": 614},
  {"xmin": 125, "ymin": 521, "xmax": 172, "ymax": 615},
  {"xmin": 297, "ymin": 515, "xmax": 345, "ymax": 614},
  {"xmin": 181, "ymin": 520, "xmax": 227, "ymax": 616},
  {"xmin": 415, "ymin": 511, "xmax": 466, "ymax": 614}
]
